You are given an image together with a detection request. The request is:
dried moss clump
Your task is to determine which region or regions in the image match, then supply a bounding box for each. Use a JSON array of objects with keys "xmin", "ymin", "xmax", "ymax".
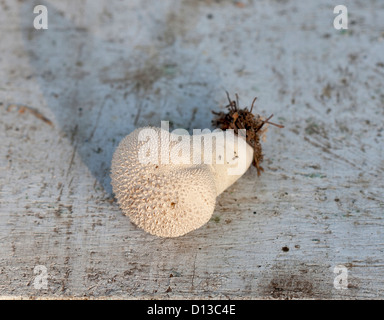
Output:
[{"xmin": 212, "ymin": 92, "xmax": 284, "ymax": 176}]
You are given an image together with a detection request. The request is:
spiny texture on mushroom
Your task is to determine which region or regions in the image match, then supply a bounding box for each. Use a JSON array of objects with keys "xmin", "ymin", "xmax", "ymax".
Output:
[
  {"xmin": 111, "ymin": 127, "xmax": 215, "ymax": 237},
  {"xmin": 111, "ymin": 126, "xmax": 254, "ymax": 237}
]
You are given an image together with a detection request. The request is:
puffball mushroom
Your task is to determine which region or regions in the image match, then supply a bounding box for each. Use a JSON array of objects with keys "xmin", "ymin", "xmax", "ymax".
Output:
[
  {"xmin": 111, "ymin": 126, "xmax": 254, "ymax": 238},
  {"xmin": 111, "ymin": 93, "xmax": 283, "ymax": 238}
]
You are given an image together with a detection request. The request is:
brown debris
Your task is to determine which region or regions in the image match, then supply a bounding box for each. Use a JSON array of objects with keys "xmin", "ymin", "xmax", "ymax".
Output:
[
  {"xmin": 212, "ymin": 92, "xmax": 283, "ymax": 176},
  {"xmin": 6, "ymin": 104, "xmax": 53, "ymax": 127}
]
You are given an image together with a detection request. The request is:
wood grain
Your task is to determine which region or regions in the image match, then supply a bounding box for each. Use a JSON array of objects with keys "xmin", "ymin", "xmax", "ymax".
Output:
[{"xmin": 0, "ymin": 0, "xmax": 383, "ymax": 299}]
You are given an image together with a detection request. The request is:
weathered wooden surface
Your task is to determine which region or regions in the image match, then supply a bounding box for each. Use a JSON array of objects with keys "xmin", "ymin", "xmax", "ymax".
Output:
[{"xmin": 0, "ymin": 0, "xmax": 384, "ymax": 299}]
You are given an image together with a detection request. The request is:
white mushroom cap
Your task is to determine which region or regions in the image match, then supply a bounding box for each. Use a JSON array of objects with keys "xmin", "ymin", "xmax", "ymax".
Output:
[{"xmin": 111, "ymin": 126, "xmax": 253, "ymax": 237}]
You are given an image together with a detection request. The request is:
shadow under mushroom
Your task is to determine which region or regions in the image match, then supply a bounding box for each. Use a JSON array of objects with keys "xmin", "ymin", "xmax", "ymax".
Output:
[{"xmin": 20, "ymin": 1, "xmax": 219, "ymax": 195}]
